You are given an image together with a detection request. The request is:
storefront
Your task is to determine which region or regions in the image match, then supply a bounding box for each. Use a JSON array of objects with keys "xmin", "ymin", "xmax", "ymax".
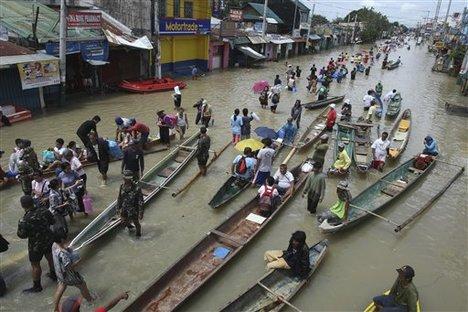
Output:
[{"xmin": 209, "ymin": 39, "xmax": 229, "ymax": 71}]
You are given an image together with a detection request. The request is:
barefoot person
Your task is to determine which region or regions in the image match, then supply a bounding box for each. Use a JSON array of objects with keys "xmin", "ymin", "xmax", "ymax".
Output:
[
  {"xmin": 116, "ymin": 170, "xmax": 144, "ymax": 237},
  {"xmin": 371, "ymin": 132, "xmax": 390, "ymax": 171},
  {"xmin": 196, "ymin": 127, "xmax": 211, "ymax": 176}
]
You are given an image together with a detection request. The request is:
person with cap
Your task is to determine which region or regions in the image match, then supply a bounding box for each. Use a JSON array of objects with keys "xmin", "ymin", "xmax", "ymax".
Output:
[
  {"xmin": 196, "ymin": 127, "xmax": 211, "ymax": 176},
  {"xmin": 156, "ymin": 110, "xmax": 172, "ymax": 147},
  {"xmin": 121, "ymin": 140, "xmax": 144, "ymax": 181},
  {"xmin": 371, "ymin": 131, "xmax": 391, "ymax": 171},
  {"xmin": 0, "ymin": 107, "xmax": 11, "ymax": 127},
  {"xmin": 317, "ymin": 180, "xmax": 352, "ymax": 224},
  {"xmin": 326, "ymin": 104, "xmax": 337, "ymax": 131},
  {"xmin": 254, "ymin": 138, "xmax": 275, "ymax": 186},
  {"xmin": 373, "ymin": 265, "xmax": 419, "ymax": 312},
  {"xmin": 127, "ymin": 119, "xmax": 151, "ymax": 147},
  {"xmin": 172, "ymin": 85, "xmax": 182, "ymax": 109},
  {"xmin": 89, "ymin": 131, "xmax": 110, "ymax": 186},
  {"xmin": 290, "ymin": 100, "xmax": 303, "ymax": 129},
  {"xmin": 117, "ymin": 170, "xmax": 144, "ymax": 237},
  {"xmin": 264, "ymin": 231, "xmax": 310, "ymax": 278},
  {"xmin": 302, "ymin": 161, "xmax": 326, "ymax": 214},
  {"xmin": 331, "ymin": 143, "xmax": 351, "ymax": 174},
  {"xmin": 341, "ymin": 99, "xmax": 352, "ymax": 122},
  {"xmin": 76, "ymin": 115, "xmax": 101, "ymax": 162},
  {"xmin": 60, "ymin": 291, "xmax": 129, "ymax": 312},
  {"xmin": 114, "ymin": 116, "xmax": 132, "ymax": 143},
  {"xmin": 201, "ymin": 100, "xmax": 212, "ymax": 128},
  {"xmin": 17, "ymin": 195, "xmax": 56, "ymax": 293},
  {"xmin": 52, "ymin": 229, "xmax": 94, "ymax": 312},
  {"xmin": 311, "ymin": 135, "xmax": 330, "ymax": 167}
]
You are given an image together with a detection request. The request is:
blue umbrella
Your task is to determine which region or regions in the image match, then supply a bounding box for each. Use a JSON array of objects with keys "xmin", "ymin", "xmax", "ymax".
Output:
[{"xmin": 254, "ymin": 126, "xmax": 278, "ymax": 140}]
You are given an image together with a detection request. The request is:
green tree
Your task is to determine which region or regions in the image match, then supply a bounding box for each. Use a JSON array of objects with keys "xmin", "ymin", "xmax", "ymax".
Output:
[
  {"xmin": 344, "ymin": 7, "xmax": 391, "ymax": 43},
  {"xmin": 311, "ymin": 15, "xmax": 329, "ymax": 27}
]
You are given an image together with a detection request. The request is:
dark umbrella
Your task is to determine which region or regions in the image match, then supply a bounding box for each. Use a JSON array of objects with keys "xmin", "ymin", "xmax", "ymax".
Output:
[{"xmin": 254, "ymin": 127, "xmax": 278, "ymax": 140}]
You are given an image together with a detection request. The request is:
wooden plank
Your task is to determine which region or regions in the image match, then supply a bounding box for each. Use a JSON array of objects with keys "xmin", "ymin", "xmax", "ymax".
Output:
[{"xmin": 210, "ymin": 230, "xmax": 245, "ymax": 247}]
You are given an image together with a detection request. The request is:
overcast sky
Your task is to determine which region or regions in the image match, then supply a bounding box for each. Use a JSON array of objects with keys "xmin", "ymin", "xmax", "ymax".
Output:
[{"xmin": 300, "ymin": 0, "xmax": 467, "ymax": 26}]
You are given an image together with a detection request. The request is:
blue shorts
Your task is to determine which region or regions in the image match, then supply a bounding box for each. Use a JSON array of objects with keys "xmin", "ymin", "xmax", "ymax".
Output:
[
  {"xmin": 255, "ymin": 171, "xmax": 270, "ymax": 186},
  {"xmin": 373, "ymin": 295, "xmax": 407, "ymax": 312}
]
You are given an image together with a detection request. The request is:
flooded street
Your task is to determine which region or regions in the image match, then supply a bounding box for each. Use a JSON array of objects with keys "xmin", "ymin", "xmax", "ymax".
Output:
[{"xmin": 1, "ymin": 43, "xmax": 466, "ymax": 311}]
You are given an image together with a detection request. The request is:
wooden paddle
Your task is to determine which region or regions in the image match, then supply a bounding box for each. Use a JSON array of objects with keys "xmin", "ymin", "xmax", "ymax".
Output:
[
  {"xmin": 350, "ymin": 204, "xmax": 400, "ymax": 227},
  {"xmin": 394, "ymin": 166, "xmax": 465, "ymax": 232},
  {"xmin": 172, "ymin": 141, "xmax": 231, "ymax": 197},
  {"xmin": 257, "ymin": 282, "xmax": 303, "ymax": 312}
]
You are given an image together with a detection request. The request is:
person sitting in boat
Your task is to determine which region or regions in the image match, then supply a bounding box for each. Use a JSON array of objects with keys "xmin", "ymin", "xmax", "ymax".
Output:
[
  {"xmin": 423, "ymin": 136, "xmax": 439, "ymax": 156},
  {"xmin": 317, "ymin": 180, "xmax": 351, "ymax": 225},
  {"xmin": 326, "ymin": 104, "xmax": 337, "ymax": 131},
  {"xmin": 258, "ymin": 176, "xmax": 280, "ymax": 217},
  {"xmin": 264, "ymin": 231, "xmax": 310, "ymax": 279},
  {"xmin": 316, "ymin": 85, "xmax": 328, "ymax": 101},
  {"xmin": 371, "ymin": 132, "xmax": 391, "ymax": 172},
  {"xmin": 115, "ymin": 116, "xmax": 132, "ymax": 143},
  {"xmin": 340, "ymin": 99, "xmax": 352, "ymax": 122},
  {"xmin": 232, "ymin": 147, "xmax": 257, "ymax": 182},
  {"xmin": 373, "ymin": 265, "xmax": 419, "ymax": 312},
  {"xmin": 383, "ymin": 89, "xmax": 397, "ymax": 104},
  {"xmin": 330, "ymin": 143, "xmax": 351, "ymax": 174},
  {"xmin": 0, "ymin": 150, "xmax": 14, "ymax": 187},
  {"xmin": 127, "ymin": 119, "xmax": 150, "ymax": 147},
  {"xmin": 273, "ymin": 164, "xmax": 294, "ymax": 197},
  {"xmin": 278, "ymin": 118, "xmax": 297, "ymax": 145},
  {"xmin": 117, "ymin": 170, "xmax": 144, "ymax": 237}
]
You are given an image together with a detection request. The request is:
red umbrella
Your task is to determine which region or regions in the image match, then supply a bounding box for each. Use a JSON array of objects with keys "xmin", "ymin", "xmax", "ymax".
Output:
[{"xmin": 252, "ymin": 80, "xmax": 270, "ymax": 93}]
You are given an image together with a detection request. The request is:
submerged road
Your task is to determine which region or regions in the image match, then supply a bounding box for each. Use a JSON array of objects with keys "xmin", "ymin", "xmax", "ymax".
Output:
[{"xmin": 0, "ymin": 42, "xmax": 466, "ymax": 311}]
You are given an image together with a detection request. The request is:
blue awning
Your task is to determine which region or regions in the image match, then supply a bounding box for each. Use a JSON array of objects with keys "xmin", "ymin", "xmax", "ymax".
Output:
[{"xmin": 309, "ymin": 34, "xmax": 321, "ymax": 41}]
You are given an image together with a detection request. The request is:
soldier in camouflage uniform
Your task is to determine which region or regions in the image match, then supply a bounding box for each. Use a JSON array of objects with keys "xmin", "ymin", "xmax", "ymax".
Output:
[
  {"xmin": 117, "ymin": 170, "xmax": 144, "ymax": 237},
  {"xmin": 17, "ymin": 160, "xmax": 34, "ymax": 196},
  {"xmin": 17, "ymin": 195, "xmax": 57, "ymax": 293},
  {"xmin": 20, "ymin": 140, "xmax": 40, "ymax": 172}
]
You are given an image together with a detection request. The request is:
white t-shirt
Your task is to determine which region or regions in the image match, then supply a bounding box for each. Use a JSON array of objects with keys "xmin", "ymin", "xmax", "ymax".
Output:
[
  {"xmin": 273, "ymin": 170, "xmax": 295, "ymax": 189},
  {"xmin": 257, "ymin": 147, "xmax": 275, "ymax": 172},
  {"xmin": 68, "ymin": 156, "xmax": 85, "ymax": 176},
  {"xmin": 372, "ymin": 138, "xmax": 390, "ymax": 161},
  {"xmin": 383, "ymin": 91, "xmax": 395, "ymax": 103},
  {"xmin": 258, "ymin": 185, "xmax": 279, "ymax": 197},
  {"xmin": 32, "ymin": 179, "xmax": 50, "ymax": 199},
  {"xmin": 117, "ymin": 117, "xmax": 132, "ymax": 130},
  {"xmin": 54, "ymin": 146, "xmax": 68, "ymax": 161},
  {"xmin": 363, "ymin": 94, "xmax": 374, "ymax": 108}
]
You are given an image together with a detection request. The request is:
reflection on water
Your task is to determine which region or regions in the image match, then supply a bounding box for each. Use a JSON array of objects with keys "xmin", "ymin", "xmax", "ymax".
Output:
[{"xmin": 0, "ymin": 43, "xmax": 466, "ymax": 311}]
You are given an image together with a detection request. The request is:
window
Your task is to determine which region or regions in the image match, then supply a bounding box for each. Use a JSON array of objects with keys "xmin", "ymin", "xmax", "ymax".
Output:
[
  {"xmin": 173, "ymin": 0, "xmax": 180, "ymax": 17},
  {"xmin": 158, "ymin": 0, "xmax": 166, "ymax": 17},
  {"xmin": 184, "ymin": 1, "xmax": 193, "ymax": 18}
]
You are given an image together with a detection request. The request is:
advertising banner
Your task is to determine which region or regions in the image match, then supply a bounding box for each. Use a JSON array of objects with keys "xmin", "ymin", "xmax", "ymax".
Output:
[
  {"xmin": 159, "ymin": 18, "xmax": 210, "ymax": 35},
  {"xmin": 67, "ymin": 12, "xmax": 102, "ymax": 29},
  {"xmin": 17, "ymin": 59, "xmax": 60, "ymax": 90},
  {"xmin": 229, "ymin": 9, "xmax": 243, "ymax": 22},
  {"xmin": 45, "ymin": 40, "xmax": 109, "ymax": 62}
]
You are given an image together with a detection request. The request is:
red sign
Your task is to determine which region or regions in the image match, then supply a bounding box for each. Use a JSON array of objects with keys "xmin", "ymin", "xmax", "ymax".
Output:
[
  {"xmin": 67, "ymin": 12, "xmax": 102, "ymax": 29},
  {"xmin": 229, "ymin": 9, "xmax": 243, "ymax": 22}
]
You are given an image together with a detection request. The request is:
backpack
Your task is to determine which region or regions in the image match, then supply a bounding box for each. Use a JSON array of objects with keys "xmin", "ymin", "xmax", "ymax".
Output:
[
  {"xmin": 259, "ymin": 185, "xmax": 275, "ymax": 207},
  {"xmin": 235, "ymin": 156, "xmax": 247, "ymax": 175},
  {"xmin": 272, "ymin": 93, "xmax": 279, "ymax": 104}
]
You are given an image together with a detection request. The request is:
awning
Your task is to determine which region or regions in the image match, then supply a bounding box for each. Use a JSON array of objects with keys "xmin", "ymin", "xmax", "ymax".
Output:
[
  {"xmin": 270, "ymin": 38, "xmax": 295, "ymax": 45},
  {"xmin": 237, "ymin": 46, "xmax": 265, "ymax": 60},
  {"xmin": 0, "ymin": 53, "xmax": 58, "ymax": 66},
  {"xmin": 309, "ymin": 34, "xmax": 321, "ymax": 41},
  {"xmin": 103, "ymin": 29, "xmax": 153, "ymax": 50},
  {"xmin": 266, "ymin": 17, "xmax": 278, "ymax": 24},
  {"xmin": 248, "ymin": 36, "xmax": 268, "ymax": 44},
  {"xmin": 231, "ymin": 36, "xmax": 251, "ymax": 45},
  {"xmin": 86, "ymin": 59, "xmax": 109, "ymax": 66}
]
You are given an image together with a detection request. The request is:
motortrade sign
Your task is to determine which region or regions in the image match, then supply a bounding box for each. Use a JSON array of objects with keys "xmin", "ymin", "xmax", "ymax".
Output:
[{"xmin": 159, "ymin": 18, "xmax": 210, "ymax": 35}]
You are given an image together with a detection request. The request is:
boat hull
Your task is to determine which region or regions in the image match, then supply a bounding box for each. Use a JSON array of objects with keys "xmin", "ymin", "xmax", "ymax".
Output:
[
  {"xmin": 295, "ymin": 106, "xmax": 329, "ymax": 151},
  {"xmin": 208, "ymin": 176, "xmax": 251, "ymax": 209},
  {"xmin": 388, "ymin": 109, "xmax": 411, "ymax": 159},
  {"xmin": 303, "ymin": 95, "xmax": 345, "ymax": 110},
  {"xmin": 119, "ymin": 78, "xmax": 186, "ymax": 93}
]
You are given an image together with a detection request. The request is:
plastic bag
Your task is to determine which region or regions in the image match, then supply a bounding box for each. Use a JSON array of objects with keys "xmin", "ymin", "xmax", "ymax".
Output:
[{"xmin": 83, "ymin": 193, "xmax": 93, "ymax": 214}]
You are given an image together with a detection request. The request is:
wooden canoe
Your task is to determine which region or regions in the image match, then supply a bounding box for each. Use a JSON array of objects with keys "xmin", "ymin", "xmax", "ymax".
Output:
[
  {"xmin": 388, "ymin": 109, "xmax": 411, "ymax": 159},
  {"xmin": 124, "ymin": 163, "xmax": 310, "ymax": 312},
  {"xmin": 295, "ymin": 106, "xmax": 329, "ymax": 151},
  {"xmin": 208, "ymin": 176, "xmax": 251, "ymax": 209},
  {"xmin": 385, "ymin": 93, "xmax": 402, "ymax": 119},
  {"xmin": 353, "ymin": 122, "xmax": 373, "ymax": 172},
  {"xmin": 220, "ymin": 240, "xmax": 328, "ymax": 312},
  {"xmin": 69, "ymin": 131, "xmax": 199, "ymax": 251},
  {"xmin": 319, "ymin": 155, "xmax": 436, "ymax": 233},
  {"xmin": 445, "ymin": 102, "xmax": 468, "ymax": 117},
  {"xmin": 331, "ymin": 123, "xmax": 355, "ymax": 170},
  {"xmin": 386, "ymin": 60, "xmax": 401, "ymax": 70},
  {"xmin": 363, "ymin": 290, "xmax": 421, "ymax": 312},
  {"xmin": 303, "ymin": 95, "xmax": 345, "ymax": 110}
]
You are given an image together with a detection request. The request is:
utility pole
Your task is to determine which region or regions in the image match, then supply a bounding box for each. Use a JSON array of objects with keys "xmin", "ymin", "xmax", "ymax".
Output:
[
  {"xmin": 306, "ymin": 3, "xmax": 315, "ymax": 48},
  {"xmin": 292, "ymin": 0, "xmax": 298, "ymax": 33},
  {"xmin": 261, "ymin": 0, "xmax": 268, "ymax": 38},
  {"xmin": 150, "ymin": 0, "xmax": 162, "ymax": 78},
  {"xmin": 444, "ymin": 0, "xmax": 452, "ymax": 25},
  {"xmin": 433, "ymin": 0, "xmax": 442, "ymax": 34},
  {"xmin": 344, "ymin": 14, "xmax": 350, "ymax": 44},
  {"xmin": 351, "ymin": 14, "xmax": 357, "ymax": 43},
  {"xmin": 59, "ymin": 0, "xmax": 67, "ymax": 105}
]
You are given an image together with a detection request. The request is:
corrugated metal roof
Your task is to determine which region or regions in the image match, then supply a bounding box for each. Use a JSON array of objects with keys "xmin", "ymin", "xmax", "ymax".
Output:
[
  {"xmin": 247, "ymin": 36, "xmax": 268, "ymax": 44},
  {"xmin": 0, "ymin": 40, "xmax": 34, "ymax": 56},
  {"xmin": 246, "ymin": 3, "xmax": 284, "ymax": 24},
  {"xmin": 0, "ymin": 1, "xmax": 103, "ymax": 43}
]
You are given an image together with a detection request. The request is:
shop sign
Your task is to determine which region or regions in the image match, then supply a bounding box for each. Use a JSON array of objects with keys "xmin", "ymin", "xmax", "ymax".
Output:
[
  {"xmin": 67, "ymin": 12, "xmax": 102, "ymax": 29},
  {"xmin": 229, "ymin": 9, "xmax": 243, "ymax": 21},
  {"xmin": 159, "ymin": 18, "xmax": 210, "ymax": 35},
  {"xmin": 45, "ymin": 40, "xmax": 109, "ymax": 62},
  {"xmin": 17, "ymin": 59, "xmax": 60, "ymax": 90}
]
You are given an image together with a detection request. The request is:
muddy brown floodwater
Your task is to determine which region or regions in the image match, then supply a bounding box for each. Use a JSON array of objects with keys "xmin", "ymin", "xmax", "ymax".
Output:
[{"xmin": 0, "ymin": 43, "xmax": 466, "ymax": 311}]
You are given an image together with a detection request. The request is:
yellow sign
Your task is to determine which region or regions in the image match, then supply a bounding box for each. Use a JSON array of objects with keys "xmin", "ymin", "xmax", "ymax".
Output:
[{"xmin": 17, "ymin": 59, "xmax": 60, "ymax": 90}]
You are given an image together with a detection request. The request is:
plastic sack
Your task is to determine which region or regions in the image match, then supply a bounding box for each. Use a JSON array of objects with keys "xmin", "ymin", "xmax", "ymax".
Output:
[
  {"xmin": 83, "ymin": 193, "xmax": 93, "ymax": 214},
  {"xmin": 107, "ymin": 140, "xmax": 123, "ymax": 159},
  {"xmin": 42, "ymin": 150, "xmax": 55, "ymax": 164}
]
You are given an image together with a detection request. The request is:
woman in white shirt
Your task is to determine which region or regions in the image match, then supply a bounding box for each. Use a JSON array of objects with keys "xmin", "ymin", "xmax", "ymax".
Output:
[
  {"xmin": 64, "ymin": 150, "xmax": 87, "ymax": 188},
  {"xmin": 31, "ymin": 170, "xmax": 50, "ymax": 207}
]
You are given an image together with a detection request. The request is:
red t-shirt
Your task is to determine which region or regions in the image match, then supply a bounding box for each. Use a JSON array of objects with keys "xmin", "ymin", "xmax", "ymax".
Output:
[
  {"xmin": 326, "ymin": 109, "xmax": 337, "ymax": 128},
  {"xmin": 127, "ymin": 122, "xmax": 149, "ymax": 134}
]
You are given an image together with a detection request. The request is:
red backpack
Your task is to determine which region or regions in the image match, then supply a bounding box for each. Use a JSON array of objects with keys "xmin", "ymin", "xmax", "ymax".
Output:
[{"xmin": 235, "ymin": 156, "xmax": 247, "ymax": 175}]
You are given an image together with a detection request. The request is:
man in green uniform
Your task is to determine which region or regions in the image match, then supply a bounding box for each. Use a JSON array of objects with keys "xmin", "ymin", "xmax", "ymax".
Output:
[
  {"xmin": 302, "ymin": 162, "xmax": 326, "ymax": 214},
  {"xmin": 17, "ymin": 160, "xmax": 34, "ymax": 196},
  {"xmin": 311, "ymin": 134, "xmax": 330, "ymax": 165},
  {"xmin": 17, "ymin": 195, "xmax": 56, "ymax": 293},
  {"xmin": 375, "ymin": 81, "xmax": 383, "ymax": 97},
  {"xmin": 373, "ymin": 265, "xmax": 419, "ymax": 312},
  {"xmin": 196, "ymin": 127, "xmax": 211, "ymax": 176},
  {"xmin": 317, "ymin": 180, "xmax": 351, "ymax": 225},
  {"xmin": 117, "ymin": 170, "xmax": 144, "ymax": 237}
]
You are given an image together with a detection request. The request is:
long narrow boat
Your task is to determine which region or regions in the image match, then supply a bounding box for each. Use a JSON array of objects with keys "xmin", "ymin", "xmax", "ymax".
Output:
[
  {"xmin": 220, "ymin": 240, "xmax": 328, "ymax": 312},
  {"xmin": 69, "ymin": 131, "xmax": 200, "ymax": 250},
  {"xmin": 386, "ymin": 59, "xmax": 401, "ymax": 70},
  {"xmin": 208, "ymin": 176, "xmax": 251, "ymax": 209},
  {"xmin": 124, "ymin": 162, "xmax": 311, "ymax": 312},
  {"xmin": 353, "ymin": 122, "xmax": 374, "ymax": 172},
  {"xmin": 295, "ymin": 106, "xmax": 329, "ymax": 151},
  {"xmin": 319, "ymin": 154, "xmax": 436, "ymax": 233},
  {"xmin": 303, "ymin": 95, "xmax": 345, "ymax": 110},
  {"xmin": 445, "ymin": 102, "xmax": 468, "ymax": 117},
  {"xmin": 388, "ymin": 109, "xmax": 411, "ymax": 159},
  {"xmin": 363, "ymin": 290, "xmax": 421, "ymax": 312},
  {"xmin": 330, "ymin": 123, "xmax": 355, "ymax": 172},
  {"xmin": 385, "ymin": 93, "xmax": 402, "ymax": 119}
]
